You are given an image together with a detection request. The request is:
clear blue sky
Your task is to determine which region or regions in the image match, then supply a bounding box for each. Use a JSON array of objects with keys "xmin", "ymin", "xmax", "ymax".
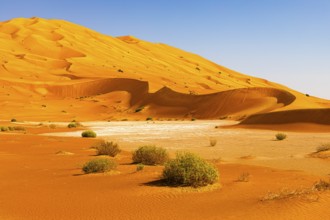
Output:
[{"xmin": 1, "ymin": 0, "xmax": 329, "ymax": 99}]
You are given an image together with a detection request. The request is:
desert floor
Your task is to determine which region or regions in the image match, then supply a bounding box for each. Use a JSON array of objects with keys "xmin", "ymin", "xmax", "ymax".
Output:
[{"xmin": 0, "ymin": 120, "xmax": 329, "ymax": 220}]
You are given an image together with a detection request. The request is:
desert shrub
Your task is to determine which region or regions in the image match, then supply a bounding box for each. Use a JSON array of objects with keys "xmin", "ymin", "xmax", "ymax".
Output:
[
  {"xmin": 95, "ymin": 141, "xmax": 121, "ymax": 157},
  {"xmin": 236, "ymin": 172, "xmax": 250, "ymax": 182},
  {"xmin": 82, "ymin": 157, "xmax": 117, "ymax": 174},
  {"xmin": 11, "ymin": 126, "xmax": 26, "ymax": 131},
  {"xmin": 316, "ymin": 144, "xmax": 330, "ymax": 153},
  {"xmin": 209, "ymin": 137, "xmax": 217, "ymax": 147},
  {"xmin": 136, "ymin": 163, "xmax": 145, "ymax": 172},
  {"xmin": 163, "ymin": 152, "xmax": 219, "ymax": 187},
  {"xmin": 0, "ymin": 126, "xmax": 8, "ymax": 132},
  {"xmin": 275, "ymin": 133, "xmax": 287, "ymax": 141},
  {"xmin": 146, "ymin": 116, "xmax": 153, "ymax": 121},
  {"xmin": 67, "ymin": 122, "xmax": 77, "ymax": 128},
  {"xmin": 132, "ymin": 145, "xmax": 169, "ymax": 165},
  {"xmin": 135, "ymin": 106, "xmax": 144, "ymax": 113},
  {"xmin": 81, "ymin": 130, "xmax": 97, "ymax": 138},
  {"xmin": 11, "ymin": 118, "xmax": 17, "ymax": 122},
  {"xmin": 313, "ymin": 179, "xmax": 330, "ymax": 191}
]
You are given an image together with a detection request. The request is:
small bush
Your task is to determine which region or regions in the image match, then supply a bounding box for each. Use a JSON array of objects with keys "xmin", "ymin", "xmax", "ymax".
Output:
[
  {"xmin": 132, "ymin": 145, "xmax": 169, "ymax": 165},
  {"xmin": 163, "ymin": 152, "xmax": 219, "ymax": 187},
  {"xmin": 316, "ymin": 144, "xmax": 330, "ymax": 153},
  {"xmin": 95, "ymin": 141, "xmax": 121, "ymax": 157},
  {"xmin": 136, "ymin": 164, "xmax": 145, "ymax": 172},
  {"xmin": 82, "ymin": 157, "xmax": 117, "ymax": 174},
  {"xmin": 236, "ymin": 172, "xmax": 250, "ymax": 182},
  {"xmin": 209, "ymin": 138, "xmax": 217, "ymax": 147},
  {"xmin": 135, "ymin": 106, "xmax": 144, "ymax": 113},
  {"xmin": 0, "ymin": 126, "xmax": 8, "ymax": 132},
  {"xmin": 81, "ymin": 130, "xmax": 97, "ymax": 138},
  {"xmin": 67, "ymin": 122, "xmax": 77, "ymax": 128},
  {"xmin": 146, "ymin": 117, "xmax": 153, "ymax": 121},
  {"xmin": 11, "ymin": 118, "xmax": 17, "ymax": 122},
  {"xmin": 275, "ymin": 133, "xmax": 287, "ymax": 141},
  {"xmin": 12, "ymin": 126, "xmax": 25, "ymax": 131}
]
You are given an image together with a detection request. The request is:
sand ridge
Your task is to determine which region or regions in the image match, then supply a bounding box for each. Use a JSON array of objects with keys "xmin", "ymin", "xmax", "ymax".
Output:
[{"xmin": 0, "ymin": 17, "xmax": 329, "ymax": 125}]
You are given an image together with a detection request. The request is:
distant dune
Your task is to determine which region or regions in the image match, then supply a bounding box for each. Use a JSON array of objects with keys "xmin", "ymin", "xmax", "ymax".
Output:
[{"xmin": 0, "ymin": 17, "xmax": 329, "ymax": 126}]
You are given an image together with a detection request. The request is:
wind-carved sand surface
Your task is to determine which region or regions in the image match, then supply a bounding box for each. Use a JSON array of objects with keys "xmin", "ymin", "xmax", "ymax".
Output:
[{"xmin": 1, "ymin": 17, "xmax": 330, "ymax": 220}]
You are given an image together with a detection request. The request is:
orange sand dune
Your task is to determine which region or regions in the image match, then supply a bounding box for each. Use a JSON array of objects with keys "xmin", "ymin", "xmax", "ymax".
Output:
[{"xmin": 0, "ymin": 17, "xmax": 329, "ymax": 125}]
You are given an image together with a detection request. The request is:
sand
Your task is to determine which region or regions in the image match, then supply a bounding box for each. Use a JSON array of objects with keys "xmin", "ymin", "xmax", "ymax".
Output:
[
  {"xmin": 0, "ymin": 121, "xmax": 330, "ymax": 220},
  {"xmin": 1, "ymin": 17, "xmax": 330, "ymax": 220}
]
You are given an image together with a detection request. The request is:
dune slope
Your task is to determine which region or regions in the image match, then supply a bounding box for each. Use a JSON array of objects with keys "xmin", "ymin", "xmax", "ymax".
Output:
[{"xmin": 0, "ymin": 17, "xmax": 329, "ymax": 123}]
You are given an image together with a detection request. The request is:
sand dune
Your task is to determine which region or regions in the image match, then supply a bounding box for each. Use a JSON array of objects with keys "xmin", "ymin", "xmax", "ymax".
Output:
[{"xmin": 0, "ymin": 17, "xmax": 329, "ymax": 126}]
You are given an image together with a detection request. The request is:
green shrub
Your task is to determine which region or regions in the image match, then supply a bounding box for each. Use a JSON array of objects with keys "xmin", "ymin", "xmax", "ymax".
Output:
[
  {"xmin": 68, "ymin": 122, "xmax": 77, "ymax": 128},
  {"xmin": 275, "ymin": 133, "xmax": 287, "ymax": 141},
  {"xmin": 0, "ymin": 126, "xmax": 8, "ymax": 132},
  {"xmin": 162, "ymin": 152, "xmax": 219, "ymax": 187},
  {"xmin": 316, "ymin": 144, "xmax": 330, "ymax": 153},
  {"xmin": 132, "ymin": 145, "xmax": 169, "ymax": 165},
  {"xmin": 81, "ymin": 130, "xmax": 97, "ymax": 138},
  {"xmin": 82, "ymin": 157, "xmax": 117, "ymax": 174},
  {"xmin": 95, "ymin": 141, "xmax": 121, "ymax": 157}
]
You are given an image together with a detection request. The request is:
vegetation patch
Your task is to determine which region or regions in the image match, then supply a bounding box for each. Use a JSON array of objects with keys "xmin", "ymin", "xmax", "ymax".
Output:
[
  {"xmin": 261, "ymin": 179, "xmax": 330, "ymax": 201},
  {"xmin": 81, "ymin": 130, "xmax": 97, "ymax": 138},
  {"xmin": 82, "ymin": 157, "xmax": 117, "ymax": 174},
  {"xmin": 162, "ymin": 152, "xmax": 219, "ymax": 188},
  {"xmin": 95, "ymin": 141, "xmax": 121, "ymax": 157},
  {"xmin": 132, "ymin": 145, "xmax": 169, "ymax": 165},
  {"xmin": 275, "ymin": 133, "xmax": 287, "ymax": 141},
  {"xmin": 209, "ymin": 137, "xmax": 217, "ymax": 147}
]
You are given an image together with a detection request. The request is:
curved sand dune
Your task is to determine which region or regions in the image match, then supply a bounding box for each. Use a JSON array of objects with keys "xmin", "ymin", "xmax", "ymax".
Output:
[
  {"xmin": 241, "ymin": 108, "xmax": 330, "ymax": 125},
  {"xmin": 0, "ymin": 17, "xmax": 329, "ymax": 124}
]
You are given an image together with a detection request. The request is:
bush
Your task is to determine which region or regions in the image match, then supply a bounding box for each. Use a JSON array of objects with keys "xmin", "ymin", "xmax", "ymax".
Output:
[
  {"xmin": 163, "ymin": 152, "xmax": 219, "ymax": 187},
  {"xmin": 275, "ymin": 133, "xmax": 287, "ymax": 141},
  {"xmin": 82, "ymin": 157, "xmax": 117, "ymax": 174},
  {"xmin": 132, "ymin": 145, "xmax": 169, "ymax": 165},
  {"xmin": 146, "ymin": 117, "xmax": 153, "ymax": 121},
  {"xmin": 68, "ymin": 122, "xmax": 77, "ymax": 128},
  {"xmin": 316, "ymin": 144, "xmax": 330, "ymax": 153},
  {"xmin": 209, "ymin": 137, "xmax": 217, "ymax": 147},
  {"xmin": 11, "ymin": 118, "xmax": 17, "ymax": 122},
  {"xmin": 95, "ymin": 141, "xmax": 121, "ymax": 157},
  {"xmin": 0, "ymin": 126, "xmax": 8, "ymax": 132},
  {"xmin": 81, "ymin": 130, "xmax": 97, "ymax": 138}
]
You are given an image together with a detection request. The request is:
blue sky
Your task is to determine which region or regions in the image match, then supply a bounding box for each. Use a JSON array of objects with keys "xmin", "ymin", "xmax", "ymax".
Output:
[{"xmin": 1, "ymin": 0, "xmax": 329, "ymax": 99}]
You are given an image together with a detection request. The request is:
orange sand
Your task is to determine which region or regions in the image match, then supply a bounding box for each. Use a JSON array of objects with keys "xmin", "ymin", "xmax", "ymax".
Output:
[{"xmin": 0, "ymin": 125, "xmax": 330, "ymax": 220}]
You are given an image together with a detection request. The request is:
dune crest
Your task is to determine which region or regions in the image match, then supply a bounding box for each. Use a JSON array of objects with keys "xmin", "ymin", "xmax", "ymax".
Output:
[{"xmin": 0, "ymin": 17, "xmax": 329, "ymax": 124}]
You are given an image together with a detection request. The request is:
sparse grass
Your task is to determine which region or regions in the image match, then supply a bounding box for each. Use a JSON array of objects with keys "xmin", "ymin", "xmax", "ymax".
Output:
[
  {"xmin": 82, "ymin": 157, "xmax": 117, "ymax": 174},
  {"xmin": 95, "ymin": 141, "xmax": 121, "ymax": 157},
  {"xmin": 316, "ymin": 143, "xmax": 330, "ymax": 153},
  {"xmin": 236, "ymin": 172, "xmax": 250, "ymax": 182},
  {"xmin": 162, "ymin": 152, "xmax": 219, "ymax": 188},
  {"xmin": 136, "ymin": 164, "xmax": 145, "ymax": 172},
  {"xmin": 209, "ymin": 137, "xmax": 217, "ymax": 147},
  {"xmin": 275, "ymin": 133, "xmax": 287, "ymax": 141},
  {"xmin": 132, "ymin": 145, "xmax": 169, "ymax": 165},
  {"xmin": 261, "ymin": 179, "xmax": 330, "ymax": 201},
  {"xmin": 81, "ymin": 130, "xmax": 97, "ymax": 138}
]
